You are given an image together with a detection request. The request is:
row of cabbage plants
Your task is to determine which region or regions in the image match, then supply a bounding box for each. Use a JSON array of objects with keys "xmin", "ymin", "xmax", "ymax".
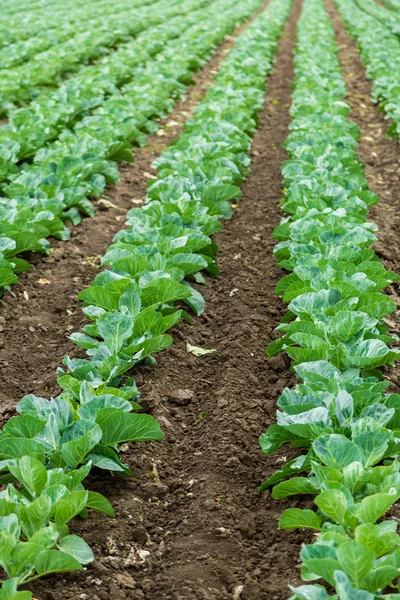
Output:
[
  {"xmin": 0, "ymin": 0, "xmax": 162, "ymax": 71},
  {"xmin": 0, "ymin": 0, "xmax": 179, "ymax": 112},
  {"xmin": 382, "ymin": 0, "xmax": 400, "ymax": 11},
  {"xmin": 334, "ymin": 0, "xmax": 400, "ymax": 138},
  {"xmin": 0, "ymin": 0, "xmax": 139, "ymax": 46},
  {"xmin": 0, "ymin": 1, "xmax": 292, "ymax": 595},
  {"xmin": 0, "ymin": 0, "xmax": 86, "ymax": 21},
  {"xmin": 0, "ymin": 0, "xmax": 263, "ymax": 293},
  {"xmin": 353, "ymin": 0, "xmax": 400, "ymax": 36},
  {"xmin": 260, "ymin": 0, "xmax": 400, "ymax": 597},
  {"xmin": 0, "ymin": 0, "xmax": 212, "ymax": 167}
]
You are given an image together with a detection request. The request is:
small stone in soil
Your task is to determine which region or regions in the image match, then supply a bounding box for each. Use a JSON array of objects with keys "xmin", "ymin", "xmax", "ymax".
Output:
[
  {"xmin": 224, "ymin": 456, "xmax": 241, "ymax": 468},
  {"xmin": 167, "ymin": 388, "xmax": 194, "ymax": 406}
]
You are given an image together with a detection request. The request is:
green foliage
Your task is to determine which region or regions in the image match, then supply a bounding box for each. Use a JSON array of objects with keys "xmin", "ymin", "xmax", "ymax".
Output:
[
  {"xmin": 0, "ymin": 0, "xmax": 293, "ymax": 594},
  {"xmin": 260, "ymin": 0, "xmax": 400, "ymax": 598},
  {"xmin": 0, "ymin": 0, "xmax": 265, "ymax": 295}
]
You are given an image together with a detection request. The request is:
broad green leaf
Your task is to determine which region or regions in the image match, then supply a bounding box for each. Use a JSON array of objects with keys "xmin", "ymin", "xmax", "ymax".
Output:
[
  {"xmin": 34, "ymin": 549, "xmax": 82, "ymax": 576},
  {"xmin": 288, "ymin": 584, "xmax": 330, "ymax": 600},
  {"xmin": 303, "ymin": 558, "xmax": 341, "ymax": 587},
  {"xmin": 313, "ymin": 434, "xmax": 362, "ymax": 469},
  {"xmin": 3, "ymin": 416, "xmax": 45, "ymax": 439},
  {"xmin": 353, "ymin": 432, "xmax": 388, "ymax": 468},
  {"xmin": 98, "ymin": 312, "xmax": 134, "ymax": 354},
  {"xmin": 30, "ymin": 526, "xmax": 58, "ymax": 549},
  {"xmin": 336, "ymin": 541, "xmax": 375, "ymax": 586},
  {"xmin": 78, "ymin": 396, "xmax": 132, "ymax": 421},
  {"xmin": 86, "ymin": 491, "xmax": 114, "ymax": 517},
  {"xmin": 272, "ymin": 477, "xmax": 317, "ymax": 500},
  {"xmin": 54, "ymin": 490, "xmax": 89, "ymax": 525},
  {"xmin": 16, "ymin": 394, "xmax": 51, "ymax": 419},
  {"xmin": 141, "ymin": 278, "xmax": 191, "ymax": 307},
  {"xmin": 357, "ymin": 293, "xmax": 396, "ymax": 319},
  {"xmin": 118, "ymin": 286, "xmax": 141, "ymax": 317},
  {"xmin": 125, "ymin": 334, "xmax": 172, "ymax": 360},
  {"xmin": 60, "ymin": 424, "xmax": 102, "ymax": 469},
  {"xmin": 9, "ymin": 542, "xmax": 43, "ymax": 577},
  {"xmin": 0, "ymin": 532, "xmax": 17, "ymax": 571},
  {"xmin": 86, "ymin": 444, "xmax": 131, "ymax": 474},
  {"xmin": 201, "ymin": 184, "xmax": 242, "ymax": 203},
  {"xmin": 259, "ymin": 455, "xmax": 310, "ymax": 488},
  {"xmin": 42, "ymin": 484, "xmax": 70, "ymax": 505},
  {"xmin": 16, "ymin": 456, "xmax": 47, "ymax": 496},
  {"xmin": 334, "ymin": 570, "xmax": 374, "ymax": 599},
  {"xmin": 65, "ymin": 463, "xmax": 92, "ymax": 489},
  {"xmin": 358, "ymin": 492, "xmax": 399, "ymax": 524},
  {"xmin": 77, "ymin": 279, "xmax": 132, "ymax": 311},
  {"xmin": 182, "ymin": 282, "xmax": 205, "ymax": 316},
  {"xmin": 361, "ymin": 565, "xmax": 399, "ymax": 593},
  {"xmin": 314, "ymin": 489, "xmax": 348, "ymax": 525},
  {"xmin": 0, "ymin": 578, "xmax": 32, "ymax": 599},
  {"xmin": 342, "ymin": 462, "xmax": 367, "ymax": 495},
  {"xmin": 329, "ymin": 311, "xmax": 367, "ymax": 342},
  {"xmin": 279, "ymin": 508, "xmax": 321, "ymax": 530},
  {"xmin": 0, "ymin": 515, "xmax": 20, "ymax": 539},
  {"xmin": 335, "ymin": 390, "xmax": 353, "ymax": 425},
  {"xmin": 34, "ymin": 413, "xmax": 61, "ymax": 452},
  {"xmin": 312, "ymin": 462, "xmax": 344, "ymax": 486},
  {"xmin": 0, "ymin": 269, "xmax": 18, "ymax": 287},
  {"xmin": 19, "ymin": 496, "xmax": 52, "ymax": 537},
  {"xmin": 0, "ymin": 438, "xmax": 45, "ymax": 462},
  {"xmin": 355, "ymin": 523, "xmax": 399, "ymax": 557},
  {"xmin": 96, "ymin": 409, "xmax": 164, "ymax": 445},
  {"xmin": 58, "ymin": 535, "xmax": 94, "ymax": 565},
  {"xmin": 169, "ymin": 253, "xmax": 208, "ymax": 277}
]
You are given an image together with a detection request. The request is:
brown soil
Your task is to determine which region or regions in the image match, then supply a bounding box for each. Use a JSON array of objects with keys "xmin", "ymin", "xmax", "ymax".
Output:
[
  {"xmin": 6, "ymin": 2, "xmax": 400, "ymax": 600},
  {"xmin": 0, "ymin": 4, "xmax": 267, "ymax": 417},
  {"xmin": 27, "ymin": 1, "xmax": 309, "ymax": 599}
]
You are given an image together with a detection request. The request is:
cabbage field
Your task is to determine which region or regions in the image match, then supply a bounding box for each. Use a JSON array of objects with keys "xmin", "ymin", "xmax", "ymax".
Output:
[{"xmin": 0, "ymin": 0, "xmax": 400, "ymax": 598}]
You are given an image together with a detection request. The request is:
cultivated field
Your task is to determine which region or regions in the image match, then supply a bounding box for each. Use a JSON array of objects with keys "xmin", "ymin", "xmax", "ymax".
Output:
[{"xmin": 0, "ymin": 0, "xmax": 400, "ymax": 598}]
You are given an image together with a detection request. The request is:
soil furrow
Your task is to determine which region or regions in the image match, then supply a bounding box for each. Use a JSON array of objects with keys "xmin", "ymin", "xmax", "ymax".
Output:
[
  {"xmin": 0, "ymin": 2, "xmax": 268, "ymax": 418},
  {"xmin": 325, "ymin": 0, "xmax": 400, "ymax": 386},
  {"xmin": 30, "ymin": 2, "xmax": 307, "ymax": 599}
]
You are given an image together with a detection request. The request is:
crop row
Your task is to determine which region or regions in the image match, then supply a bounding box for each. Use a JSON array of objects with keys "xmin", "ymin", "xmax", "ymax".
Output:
[
  {"xmin": 353, "ymin": 0, "xmax": 400, "ymax": 36},
  {"xmin": 0, "ymin": 0, "xmax": 292, "ymax": 594},
  {"xmin": 0, "ymin": 0, "xmax": 140, "ymax": 47},
  {"xmin": 0, "ymin": 0, "xmax": 183, "ymax": 113},
  {"xmin": 259, "ymin": 0, "xmax": 400, "ymax": 597},
  {"xmin": 0, "ymin": 0, "xmax": 161, "ymax": 71},
  {"xmin": 0, "ymin": 0, "xmax": 211, "ymax": 169},
  {"xmin": 335, "ymin": 0, "xmax": 400, "ymax": 139},
  {"xmin": 1, "ymin": 0, "xmax": 82, "ymax": 19},
  {"xmin": 382, "ymin": 0, "xmax": 400, "ymax": 11},
  {"xmin": 0, "ymin": 0, "xmax": 62, "ymax": 20},
  {"xmin": 0, "ymin": 0, "xmax": 264, "ymax": 292}
]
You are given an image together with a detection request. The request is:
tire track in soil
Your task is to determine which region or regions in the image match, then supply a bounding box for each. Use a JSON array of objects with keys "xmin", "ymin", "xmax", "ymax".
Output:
[
  {"xmin": 325, "ymin": 0, "xmax": 400, "ymax": 385},
  {"xmin": 0, "ymin": 1, "xmax": 268, "ymax": 419},
  {"xmin": 32, "ymin": 2, "xmax": 310, "ymax": 599}
]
